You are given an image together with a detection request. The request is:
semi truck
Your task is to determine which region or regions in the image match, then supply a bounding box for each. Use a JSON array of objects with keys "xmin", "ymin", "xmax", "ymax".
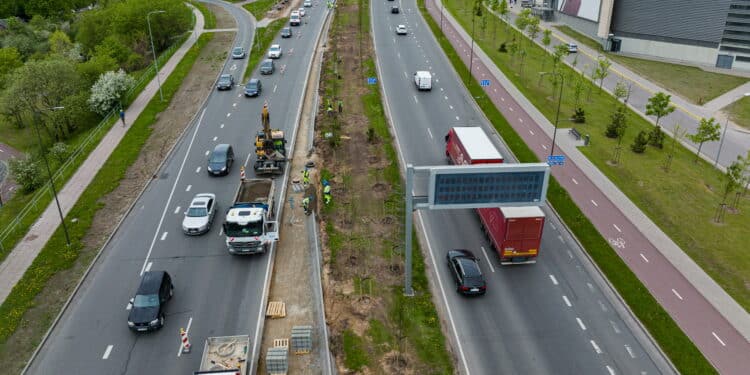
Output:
[
  {"xmin": 445, "ymin": 127, "xmax": 545, "ymax": 264},
  {"xmin": 194, "ymin": 335, "xmax": 250, "ymax": 375},
  {"xmin": 222, "ymin": 178, "xmax": 279, "ymax": 254}
]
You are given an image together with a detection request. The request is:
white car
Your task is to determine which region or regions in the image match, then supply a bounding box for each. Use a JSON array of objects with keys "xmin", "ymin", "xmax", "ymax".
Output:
[
  {"xmin": 182, "ymin": 193, "xmax": 216, "ymax": 235},
  {"xmin": 298, "ymin": 7, "xmax": 305, "ymax": 16},
  {"xmin": 567, "ymin": 42, "xmax": 578, "ymax": 53},
  {"xmin": 396, "ymin": 25, "xmax": 407, "ymax": 35},
  {"xmin": 304, "ymin": 0, "xmax": 312, "ymax": 7},
  {"xmin": 291, "ymin": 10, "xmax": 300, "ymax": 17},
  {"xmin": 268, "ymin": 44, "xmax": 282, "ymax": 59}
]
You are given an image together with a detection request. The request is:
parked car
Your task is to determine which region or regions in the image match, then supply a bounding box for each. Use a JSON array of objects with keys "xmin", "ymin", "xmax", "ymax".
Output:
[
  {"xmin": 207, "ymin": 144, "xmax": 234, "ymax": 176},
  {"xmin": 231, "ymin": 46, "xmax": 246, "ymax": 59},
  {"xmin": 127, "ymin": 271, "xmax": 173, "ymax": 332},
  {"xmin": 260, "ymin": 59, "xmax": 275, "ymax": 74},
  {"xmin": 281, "ymin": 27, "xmax": 292, "ymax": 38},
  {"xmin": 182, "ymin": 193, "xmax": 216, "ymax": 235},
  {"xmin": 567, "ymin": 42, "xmax": 578, "ymax": 53},
  {"xmin": 298, "ymin": 7, "xmax": 305, "ymax": 16},
  {"xmin": 268, "ymin": 44, "xmax": 282, "ymax": 59},
  {"xmin": 304, "ymin": 0, "xmax": 312, "ymax": 6},
  {"xmin": 446, "ymin": 249, "xmax": 486, "ymax": 295},
  {"xmin": 391, "ymin": 6, "xmax": 399, "ymax": 13},
  {"xmin": 396, "ymin": 24, "xmax": 407, "ymax": 35},
  {"xmin": 244, "ymin": 78, "xmax": 262, "ymax": 97},
  {"xmin": 216, "ymin": 74, "xmax": 234, "ymax": 90}
]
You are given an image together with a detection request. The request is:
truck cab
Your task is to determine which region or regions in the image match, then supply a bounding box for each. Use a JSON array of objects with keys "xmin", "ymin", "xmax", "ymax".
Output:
[{"xmin": 223, "ymin": 206, "xmax": 277, "ymax": 254}]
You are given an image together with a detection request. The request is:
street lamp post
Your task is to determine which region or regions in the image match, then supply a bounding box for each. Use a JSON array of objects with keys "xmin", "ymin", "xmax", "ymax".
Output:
[
  {"xmin": 540, "ymin": 71, "xmax": 564, "ymax": 156},
  {"xmin": 32, "ymin": 107, "xmax": 71, "ymax": 247},
  {"xmin": 469, "ymin": 12, "xmax": 476, "ymax": 79},
  {"xmin": 147, "ymin": 10, "xmax": 166, "ymax": 102}
]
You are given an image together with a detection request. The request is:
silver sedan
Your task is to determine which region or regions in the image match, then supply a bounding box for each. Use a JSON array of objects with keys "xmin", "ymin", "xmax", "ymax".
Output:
[{"xmin": 182, "ymin": 193, "xmax": 216, "ymax": 235}]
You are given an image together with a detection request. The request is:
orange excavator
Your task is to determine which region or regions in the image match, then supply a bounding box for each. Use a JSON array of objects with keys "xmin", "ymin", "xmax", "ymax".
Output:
[{"xmin": 254, "ymin": 102, "xmax": 287, "ymax": 175}]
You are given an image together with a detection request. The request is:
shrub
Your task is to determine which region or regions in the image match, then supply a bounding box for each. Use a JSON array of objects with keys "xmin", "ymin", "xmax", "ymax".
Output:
[
  {"xmin": 649, "ymin": 126, "xmax": 665, "ymax": 148},
  {"xmin": 8, "ymin": 155, "xmax": 45, "ymax": 192},
  {"xmin": 631, "ymin": 130, "xmax": 649, "ymax": 153},
  {"xmin": 572, "ymin": 107, "xmax": 586, "ymax": 123}
]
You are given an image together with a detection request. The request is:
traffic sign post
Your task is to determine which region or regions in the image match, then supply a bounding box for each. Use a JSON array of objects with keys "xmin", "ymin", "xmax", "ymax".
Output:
[
  {"xmin": 480, "ymin": 79, "xmax": 491, "ymax": 87},
  {"xmin": 367, "ymin": 77, "xmax": 377, "ymax": 85},
  {"xmin": 547, "ymin": 155, "xmax": 565, "ymax": 166}
]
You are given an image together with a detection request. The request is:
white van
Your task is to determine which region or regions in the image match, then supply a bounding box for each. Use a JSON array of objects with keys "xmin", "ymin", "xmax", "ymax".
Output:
[{"xmin": 414, "ymin": 71, "xmax": 432, "ymax": 91}]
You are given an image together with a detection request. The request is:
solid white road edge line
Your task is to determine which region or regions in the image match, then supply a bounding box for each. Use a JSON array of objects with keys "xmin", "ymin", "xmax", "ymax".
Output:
[{"xmin": 140, "ymin": 108, "xmax": 206, "ymax": 276}]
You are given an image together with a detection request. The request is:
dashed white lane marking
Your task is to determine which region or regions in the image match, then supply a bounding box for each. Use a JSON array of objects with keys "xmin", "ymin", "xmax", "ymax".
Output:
[
  {"xmin": 160, "ymin": 232, "xmax": 168, "ymax": 241},
  {"xmin": 500, "ymin": 97, "xmax": 505, "ymax": 101},
  {"xmin": 427, "ymin": 128, "xmax": 433, "ymax": 139},
  {"xmin": 640, "ymin": 253, "xmax": 649, "ymax": 263},
  {"xmin": 549, "ymin": 274, "xmax": 558, "ymax": 285},
  {"xmin": 625, "ymin": 344, "xmax": 636, "ymax": 358},
  {"xmin": 145, "ymin": 262, "xmax": 153, "ymax": 272},
  {"xmin": 273, "ymin": 84, "xmax": 278, "ymax": 93},
  {"xmin": 567, "ymin": 250, "xmax": 574, "ymax": 259},
  {"xmin": 233, "ymin": 103, "xmax": 237, "ymax": 107},
  {"xmin": 572, "ymin": 178, "xmax": 578, "ymax": 184},
  {"xmin": 509, "ymin": 107, "xmax": 514, "ymax": 112},
  {"xmin": 226, "ymin": 112, "xmax": 231, "ymax": 117},
  {"xmin": 591, "ymin": 200, "xmax": 598, "ymax": 207},
  {"xmin": 550, "ymin": 223, "xmax": 556, "ymax": 230},
  {"xmin": 440, "ymin": 87, "xmax": 444, "ymax": 91},
  {"xmin": 219, "ymin": 227, "xmax": 223, "ymax": 236},
  {"xmin": 102, "ymin": 345, "xmax": 113, "ymax": 359},
  {"xmin": 557, "ymin": 235, "xmax": 564, "ymax": 242},
  {"xmin": 0, "ymin": 149, "xmax": 4, "ymax": 152},
  {"xmin": 413, "ymin": 95, "xmax": 418, "ymax": 103},
  {"xmin": 672, "ymin": 288, "xmax": 684, "ymax": 300},
  {"xmin": 186, "ymin": 185, "xmax": 192, "ymax": 192},
  {"xmin": 195, "ymin": 167, "xmax": 201, "ymax": 173},
  {"xmin": 590, "ymin": 340, "xmax": 602, "ymax": 354},
  {"xmin": 449, "ymin": 105, "xmax": 453, "ymax": 109},
  {"xmin": 610, "ymin": 320, "xmax": 622, "ymax": 334},
  {"xmin": 598, "ymin": 300, "xmax": 608, "ymax": 312},
  {"xmin": 587, "ymin": 282, "xmax": 595, "ymax": 291},
  {"xmin": 712, "ymin": 331, "xmax": 726, "ymax": 346},
  {"xmin": 397, "ymin": 52, "xmax": 400, "ymax": 58},
  {"xmin": 213, "ymin": 136, "xmax": 218, "ymax": 141},
  {"xmin": 613, "ymin": 224, "xmax": 622, "ymax": 232},
  {"xmin": 480, "ymin": 246, "xmax": 495, "ymax": 273},
  {"xmin": 606, "ymin": 365, "xmax": 615, "ymax": 375},
  {"xmin": 576, "ymin": 317, "xmax": 587, "ymax": 331},
  {"xmin": 455, "ymin": 116, "xmax": 460, "ymax": 120},
  {"xmin": 403, "ymin": 71, "xmax": 407, "ymax": 78},
  {"xmin": 519, "ymin": 118, "xmax": 523, "ymax": 123},
  {"xmin": 529, "ymin": 130, "xmax": 534, "ymax": 135},
  {"xmin": 177, "ymin": 317, "xmax": 194, "ymax": 357},
  {"xmin": 220, "ymin": 123, "xmax": 225, "ymax": 128},
  {"xmin": 562, "ymin": 295, "xmax": 572, "ymax": 307},
  {"xmin": 205, "ymin": 150, "xmax": 210, "ymax": 156},
  {"xmin": 493, "ymin": 88, "xmax": 497, "ymax": 92},
  {"xmin": 541, "ymin": 144, "xmax": 547, "ymax": 150},
  {"xmin": 174, "ymin": 206, "xmax": 181, "ymax": 214},
  {"xmin": 444, "ymin": 95, "xmax": 448, "ymax": 100}
]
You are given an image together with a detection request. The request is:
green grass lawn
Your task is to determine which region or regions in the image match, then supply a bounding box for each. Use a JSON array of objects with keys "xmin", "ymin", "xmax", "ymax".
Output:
[
  {"xmin": 243, "ymin": 0, "xmax": 278, "ymax": 20},
  {"xmin": 725, "ymin": 95, "xmax": 750, "ymax": 130},
  {"xmin": 553, "ymin": 25, "xmax": 749, "ymax": 104},
  {"xmin": 422, "ymin": 0, "xmax": 718, "ymax": 373}
]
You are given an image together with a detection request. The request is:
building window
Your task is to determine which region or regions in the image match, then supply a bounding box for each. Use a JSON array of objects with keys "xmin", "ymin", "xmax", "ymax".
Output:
[
  {"xmin": 736, "ymin": 55, "xmax": 750, "ymax": 62},
  {"xmin": 720, "ymin": 45, "xmax": 750, "ymax": 54}
]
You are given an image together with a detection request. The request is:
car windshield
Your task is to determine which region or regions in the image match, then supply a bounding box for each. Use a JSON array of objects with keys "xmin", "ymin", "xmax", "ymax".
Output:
[
  {"xmin": 133, "ymin": 294, "xmax": 159, "ymax": 308},
  {"xmin": 271, "ymin": 46, "xmax": 279, "ymax": 52},
  {"xmin": 187, "ymin": 207, "xmax": 207, "ymax": 217},
  {"xmin": 225, "ymin": 221, "xmax": 263, "ymax": 237},
  {"xmin": 262, "ymin": 61, "xmax": 272, "ymax": 68},
  {"xmin": 248, "ymin": 82, "xmax": 258, "ymax": 89},
  {"xmin": 219, "ymin": 75, "xmax": 230, "ymax": 82},
  {"xmin": 210, "ymin": 152, "xmax": 226, "ymax": 163},
  {"xmin": 233, "ymin": 47, "xmax": 242, "ymax": 54}
]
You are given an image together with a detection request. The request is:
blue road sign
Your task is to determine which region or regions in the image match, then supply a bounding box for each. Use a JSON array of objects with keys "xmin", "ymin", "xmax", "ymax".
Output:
[
  {"xmin": 480, "ymin": 79, "xmax": 491, "ymax": 87},
  {"xmin": 547, "ymin": 155, "xmax": 565, "ymax": 166},
  {"xmin": 367, "ymin": 77, "xmax": 377, "ymax": 85}
]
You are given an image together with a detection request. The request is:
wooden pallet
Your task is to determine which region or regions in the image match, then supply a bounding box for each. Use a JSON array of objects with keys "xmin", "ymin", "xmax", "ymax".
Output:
[
  {"xmin": 266, "ymin": 301, "xmax": 286, "ymax": 318},
  {"xmin": 273, "ymin": 338, "xmax": 289, "ymax": 348},
  {"xmin": 294, "ymin": 348, "xmax": 311, "ymax": 355}
]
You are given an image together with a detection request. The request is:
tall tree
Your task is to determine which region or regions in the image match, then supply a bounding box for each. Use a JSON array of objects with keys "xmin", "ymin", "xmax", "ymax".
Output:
[
  {"xmin": 594, "ymin": 57, "xmax": 611, "ymax": 91},
  {"xmin": 688, "ymin": 117, "xmax": 721, "ymax": 162},
  {"xmin": 645, "ymin": 92, "xmax": 675, "ymax": 128}
]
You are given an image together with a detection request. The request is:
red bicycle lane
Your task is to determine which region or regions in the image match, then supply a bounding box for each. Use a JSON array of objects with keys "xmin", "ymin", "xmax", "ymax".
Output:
[{"xmin": 424, "ymin": 0, "xmax": 750, "ymax": 373}]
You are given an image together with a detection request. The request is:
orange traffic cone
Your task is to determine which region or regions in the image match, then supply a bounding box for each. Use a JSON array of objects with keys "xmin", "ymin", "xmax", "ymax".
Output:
[
  {"xmin": 180, "ymin": 328, "xmax": 191, "ymax": 353},
  {"xmin": 240, "ymin": 166, "xmax": 246, "ymax": 181}
]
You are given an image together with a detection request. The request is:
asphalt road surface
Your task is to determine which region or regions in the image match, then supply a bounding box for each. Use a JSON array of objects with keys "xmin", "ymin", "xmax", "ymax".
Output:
[
  {"xmin": 25, "ymin": 1, "xmax": 328, "ymax": 374},
  {"xmin": 371, "ymin": 0, "xmax": 674, "ymax": 374}
]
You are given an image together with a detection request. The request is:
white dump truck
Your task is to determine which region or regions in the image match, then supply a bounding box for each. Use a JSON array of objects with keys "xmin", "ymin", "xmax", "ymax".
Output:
[
  {"xmin": 194, "ymin": 335, "xmax": 250, "ymax": 375},
  {"xmin": 222, "ymin": 178, "xmax": 279, "ymax": 254}
]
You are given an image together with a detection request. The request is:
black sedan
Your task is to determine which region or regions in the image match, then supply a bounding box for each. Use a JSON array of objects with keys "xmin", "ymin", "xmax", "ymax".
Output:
[
  {"xmin": 244, "ymin": 78, "xmax": 262, "ymax": 97},
  {"xmin": 391, "ymin": 6, "xmax": 399, "ymax": 13},
  {"xmin": 446, "ymin": 249, "xmax": 487, "ymax": 295},
  {"xmin": 216, "ymin": 74, "xmax": 234, "ymax": 90}
]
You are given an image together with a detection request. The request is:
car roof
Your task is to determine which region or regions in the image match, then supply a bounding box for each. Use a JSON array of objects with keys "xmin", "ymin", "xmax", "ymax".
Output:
[
  {"xmin": 220, "ymin": 74, "xmax": 231, "ymax": 78},
  {"xmin": 191, "ymin": 195, "xmax": 212, "ymax": 206},
  {"xmin": 271, "ymin": 44, "xmax": 280, "ymax": 48},
  {"xmin": 448, "ymin": 249, "xmax": 477, "ymax": 260},
  {"xmin": 249, "ymin": 78, "xmax": 260, "ymax": 84},
  {"xmin": 458, "ymin": 257, "xmax": 481, "ymax": 276},
  {"xmin": 137, "ymin": 271, "xmax": 167, "ymax": 294},
  {"xmin": 233, "ymin": 46, "xmax": 243, "ymax": 50},
  {"xmin": 262, "ymin": 59, "xmax": 273, "ymax": 63},
  {"xmin": 213, "ymin": 143, "xmax": 230, "ymax": 152}
]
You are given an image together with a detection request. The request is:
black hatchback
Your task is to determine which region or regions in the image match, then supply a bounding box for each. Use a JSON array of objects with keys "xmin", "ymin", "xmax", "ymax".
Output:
[
  {"xmin": 244, "ymin": 78, "xmax": 262, "ymax": 97},
  {"xmin": 446, "ymin": 249, "xmax": 486, "ymax": 295},
  {"xmin": 207, "ymin": 144, "xmax": 234, "ymax": 176},
  {"xmin": 128, "ymin": 271, "xmax": 173, "ymax": 332}
]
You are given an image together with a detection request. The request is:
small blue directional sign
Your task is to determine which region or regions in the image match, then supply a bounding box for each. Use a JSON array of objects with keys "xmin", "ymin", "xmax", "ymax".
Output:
[
  {"xmin": 547, "ymin": 155, "xmax": 565, "ymax": 166},
  {"xmin": 480, "ymin": 79, "xmax": 491, "ymax": 87},
  {"xmin": 367, "ymin": 77, "xmax": 377, "ymax": 85}
]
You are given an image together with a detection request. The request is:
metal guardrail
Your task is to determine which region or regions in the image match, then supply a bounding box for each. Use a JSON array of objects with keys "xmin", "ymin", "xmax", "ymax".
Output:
[{"xmin": 0, "ymin": 40, "xmax": 183, "ymax": 252}]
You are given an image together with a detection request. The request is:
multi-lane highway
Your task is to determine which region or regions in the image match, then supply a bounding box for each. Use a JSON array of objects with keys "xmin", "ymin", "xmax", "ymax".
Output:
[
  {"xmin": 25, "ymin": 1, "xmax": 329, "ymax": 374},
  {"xmin": 371, "ymin": 0, "xmax": 674, "ymax": 374}
]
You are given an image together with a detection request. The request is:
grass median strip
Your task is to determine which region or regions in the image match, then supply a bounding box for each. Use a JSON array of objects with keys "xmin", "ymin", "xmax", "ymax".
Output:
[
  {"xmin": 243, "ymin": 0, "xmax": 278, "ymax": 20},
  {"xmin": 0, "ymin": 33, "xmax": 215, "ymax": 373},
  {"xmin": 243, "ymin": 18, "xmax": 286, "ymax": 82},
  {"xmin": 418, "ymin": 1, "xmax": 716, "ymax": 373}
]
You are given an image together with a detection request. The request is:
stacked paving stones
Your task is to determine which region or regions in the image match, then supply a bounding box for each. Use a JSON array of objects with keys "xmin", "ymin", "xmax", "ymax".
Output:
[{"xmin": 291, "ymin": 325, "xmax": 313, "ymax": 354}]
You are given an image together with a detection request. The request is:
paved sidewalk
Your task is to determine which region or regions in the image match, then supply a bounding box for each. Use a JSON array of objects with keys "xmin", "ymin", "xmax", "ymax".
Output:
[
  {"xmin": 500, "ymin": 4, "xmax": 750, "ymax": 168},
  {"xmin": 428, "ymin": 0, "xmax": 750, "ymax": 373},
  {"xmin": 704, "ymin": 82, "xmax": 750, "ymax": 113},
  {"xmin": 0, "ymin": 6, "xmax": 205, "ymax": 305}
]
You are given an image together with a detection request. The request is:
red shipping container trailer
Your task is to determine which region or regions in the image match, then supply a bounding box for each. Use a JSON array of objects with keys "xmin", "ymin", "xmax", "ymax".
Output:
[
  {"xmin": 477, "ymin": 206, "xmax": 545, "ymax": 265},
  {"xmin": 445, "ymin": 127, "xmax": 504, "ymax": 165}
]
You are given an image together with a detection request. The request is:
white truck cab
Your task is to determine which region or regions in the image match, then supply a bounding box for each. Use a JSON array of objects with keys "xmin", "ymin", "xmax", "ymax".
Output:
[{"xmin": 414, "ymin": 71, "xmax": 432, "ymax": 91}]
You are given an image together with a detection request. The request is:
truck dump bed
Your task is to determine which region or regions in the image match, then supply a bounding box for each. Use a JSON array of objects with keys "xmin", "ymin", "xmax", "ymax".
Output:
[
  {"xmin": 235, "ymin": 179, "xmax": 274, "ymax": 205},
  {"xmin": 194, "ymin": 335, "xmax": 250, "ymax": 375}
]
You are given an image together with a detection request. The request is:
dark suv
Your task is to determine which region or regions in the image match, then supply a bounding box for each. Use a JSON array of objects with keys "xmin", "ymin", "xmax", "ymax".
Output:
[
  {"xmin": 446, "ymin": 249, "xmax": 486, "ymax": 295},
  {"xmin": 207, "ymin": 144, "xmax": 234, "ymax": 176},
  {"xmin": 128, "ymin": 271, "xmax": 173, "ymax": 332},
  {"xmin": 260, "ymin": 59, "xmax": 275, "ymax": 75}
]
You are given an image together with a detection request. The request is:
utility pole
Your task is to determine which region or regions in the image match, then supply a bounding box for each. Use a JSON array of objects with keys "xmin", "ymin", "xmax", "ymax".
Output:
[{"xmin": 147, "ymin": 10, "xmax": 167, "ymax": 101}]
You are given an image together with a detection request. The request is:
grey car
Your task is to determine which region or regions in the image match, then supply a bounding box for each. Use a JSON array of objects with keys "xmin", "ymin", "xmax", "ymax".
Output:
[
  {"xmin": 182, "ymin": 193, "xmax": 216, "ymax": 235},
  {"xmin": 217, "ymin": 74, "xmax": 234, "ymax": 90},
  {"xmin": 231, "ymin": 47, "xmax": 246, "ymax": 59},
  {"xmin": 260, "ymin": 59, "xmax": 275, "ymax": 75}
]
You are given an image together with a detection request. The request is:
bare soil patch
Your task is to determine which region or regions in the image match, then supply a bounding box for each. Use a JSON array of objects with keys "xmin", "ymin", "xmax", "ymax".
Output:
[
  {"xmin": 0, "ymin": 32, "xmax": 234, "ymax": 375},
  {"xmin": 206, "ymin": 3, "xmax": 236, "ymax": 29}
]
